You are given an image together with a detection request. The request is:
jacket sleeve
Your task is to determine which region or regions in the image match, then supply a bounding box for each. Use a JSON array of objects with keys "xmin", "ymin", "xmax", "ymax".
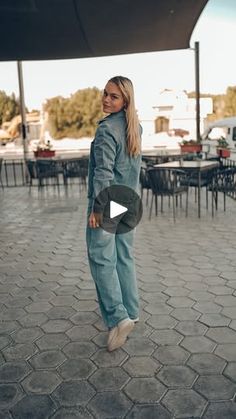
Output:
[{"xmin": 92, "ymin": 124, "xmax": 117, "ymax": 212}]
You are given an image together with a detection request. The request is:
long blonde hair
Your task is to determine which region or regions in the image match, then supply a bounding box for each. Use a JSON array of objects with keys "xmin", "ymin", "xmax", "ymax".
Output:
[{"xmin": 108, "ymin": 76, "xmax": 141, "ymax": 156}]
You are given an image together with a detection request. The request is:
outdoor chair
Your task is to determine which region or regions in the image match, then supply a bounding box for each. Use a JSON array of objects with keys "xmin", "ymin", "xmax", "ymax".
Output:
[
  {"xmin": 140, "ymin": 166, "xmax": 152, "ymax": 206},
  {"xmin": 63, "ymin": 158, "xmax": 88, "ymax": 190},
  {"xmin": 0, "ymin": 158, "xmax": 4, "ymax": 189},
  {"xmin": 26, "ymin": 159, "xmax": 60, "ymax": 191},
  {"xmin": 147, "ymin": 167, "xmax": 189, "ymax": 222},
  {"xmin": 209, "ymin": 167, "xmax": 236, "ymax": 215},
  {"xmin": 181, "ymin": 169, "xmax": 215, "ymax": 210}
]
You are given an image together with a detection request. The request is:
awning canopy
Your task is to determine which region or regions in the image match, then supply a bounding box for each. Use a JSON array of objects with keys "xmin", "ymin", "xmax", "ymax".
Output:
[{"xmin": 0, "ymin": 0, "xmax": 208, "ymax": 61}]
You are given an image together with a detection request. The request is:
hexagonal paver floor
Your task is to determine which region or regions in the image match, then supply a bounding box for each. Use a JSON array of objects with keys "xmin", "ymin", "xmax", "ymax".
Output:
[{"xmin": 1, "ymin": 186, "xmax": 236, "ymax": 418}]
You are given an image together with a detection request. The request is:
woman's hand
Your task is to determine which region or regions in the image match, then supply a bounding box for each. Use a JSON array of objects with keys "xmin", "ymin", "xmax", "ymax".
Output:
[{"xmin": 88, "ymin": 212, "xmax": 103, "ymax": 228}]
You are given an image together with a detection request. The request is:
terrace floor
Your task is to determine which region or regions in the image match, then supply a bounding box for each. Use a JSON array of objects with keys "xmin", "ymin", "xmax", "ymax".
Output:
[{"xmin": 0, "ymin": 185, "xmax": 236, "ymax": 418}]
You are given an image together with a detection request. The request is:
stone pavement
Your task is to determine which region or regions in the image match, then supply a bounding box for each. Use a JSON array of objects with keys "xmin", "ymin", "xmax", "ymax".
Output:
[{"xmin": 0, "ymin": 185, "xmax": 236, "ymax": 419}]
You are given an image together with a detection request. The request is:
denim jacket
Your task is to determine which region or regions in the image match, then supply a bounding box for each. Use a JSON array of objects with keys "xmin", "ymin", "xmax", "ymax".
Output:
[{"xmin": 87, "ymin": 110, "xmax": 142, "ymax": 212}]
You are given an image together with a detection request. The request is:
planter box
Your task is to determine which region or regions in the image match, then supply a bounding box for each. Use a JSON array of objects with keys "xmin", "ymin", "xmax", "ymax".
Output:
[
  {"xmin": 34, "ymin": 150, "xmax": 55, "ymax": 158},
  {"xmin": 180, "ymin": 144, "xmax": 202, "ymax": 154},
  {"xmin": 217, "ymin": 148, "xmax": 230, "ymax": 158}
]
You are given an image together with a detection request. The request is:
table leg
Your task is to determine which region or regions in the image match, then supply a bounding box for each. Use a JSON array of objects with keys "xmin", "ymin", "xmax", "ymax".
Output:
[{"xmin": 198, "ymin": 171, "xmax": 201, "ymax": 218}]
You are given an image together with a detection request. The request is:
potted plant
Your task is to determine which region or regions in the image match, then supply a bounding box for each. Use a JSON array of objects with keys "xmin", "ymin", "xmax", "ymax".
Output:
[
  {"xmin": 34, "ymin": 140, "xmax": 56, "ymax": 158},
  {"xmin": 216, "ymin": 137, "xmax": 231, "ymax": 158},
  {"xmin": 180, "ymin": 139, "xmax": 202, "ymax": 154}
]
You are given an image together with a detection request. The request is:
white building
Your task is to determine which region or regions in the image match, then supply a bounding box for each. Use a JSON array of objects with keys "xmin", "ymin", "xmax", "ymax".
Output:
[{"xmin": 140, "ymin": 89, "xmax": 213, "ymax": 141}]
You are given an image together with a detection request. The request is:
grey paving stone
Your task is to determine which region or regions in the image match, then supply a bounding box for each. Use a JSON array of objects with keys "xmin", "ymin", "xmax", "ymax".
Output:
[
  {"xmin": 203, "ymin": 401, "xmax": 236, "ymax": 419},
  {"xmin": 58, "ymin": 358, "xmax": 96, "ymax": 380},
  {"xmin": 46, "ymin": 306, "xmax": 76, "ymax": 320},
  {"xmin": 2, "ymin": 343, "xmax": 38, "ymax": 361},
  {"xmin": 124, "ymin": 377, "xmax": 166, "ymax": 403},
  {"xmin": 164, "ymin": 287, "xmax": 190, "ymax": 297},
  {"xmin": 223, "ymin": 362, "xmax": 236, "ymax": 381},
  {"xmin": 18, "ymin": 313, "xmax": 49, "ymax": 327},
  {"xmin": 215, "ymin": 343, "xmax": 236, "ymax": 361},
  {"xmin": 12, "ymin": 326, "xmax": 43, "ymax": 343},
  {"xmin": 214, "ymin": 295, "xmax": 236, "ymax": 306},
  {"xmin": 187, "ymin": 353, "xmax": 226, "ymax": 375},
  {"xmin": 72, "ymin": 300, "xmax": 98, "ymax": 312},
  {"xmin": 199, "ymin": 313, "xmax": 231, "ymax": 327},
  {"xmin": 206, "ymin": 326, "xmax": 236, "ymax": 343},
  {"xmin": 62, "ymin": 341, "xmax": 97, "ymax": 358},
  {"xmin": 162, "ymin": 388, "xmax": 207, "ymax": 418},
  {"xmin": 167, "ymin": 296, "xmax": 194, "ymax": 308},
  {"xmin": 70, "ymin": 311, "xmax": 99, "ymax": 325},
  {"xmin": 171, "ymin": 308, "xmax": 200, "ymax": 321},
  {"xmin": 52, "ymin": 381, "xmax": 95, "ymax": 406},
  {"xmin": 144, "ymin": 302, "xmax": 172, "ymax": 315},
  {"xmin": 36, "ymin": 333, "xmax": 70, "ymax": 350},
  {"xmin": 123, "ymin": 337, "xmax": 156, "ymax": 356},
  {"xmin": 11, "ymin": 394, "xmax": 56, "ymax": 419},
  {"xmin": 175, "ymin": 320, "xmax": 208, "ymax": 336},
  {"xmin": 194, "ymin": 301, "xmax": 222, "ymax": 314},
  {"xmin": 194, "ymin": 374, "xmax": 236, "ymax": 400},
  {"xmin": 88, "ymin": 391, "xmax": 132, "ymax": 418},
  {"xmin": 0, "ymin": 361, "xmax": 31, "ymax": 382},
  {"xmin": 41, "ymin": 319, "xmax": 73, "ymax": 333},
  {"xmin": 222, "ymin": 306, "xmax": 236, "ymax": 319},
  {"xmin": 126, "ymin": 404, "xmax": 172, "ymax": 419},
  {"xmin": 25, "ymin": 301, "xmax": 52, "ymax": 313},
  {"xmin": 146, "ymin": 314, "xmax": 177, "ymax": 329},
  {"xmin": 153, "ymin": 345, "xmax": 190, "ymax": 365},
  {"xmin": 123, "ymin": 356, "xmax": 160, "ymax": 377},
  {"xmin": 0, "ymin": 383, "xmax": 24, "ymax": 409},
  {"xmin": 22, "ymin": 370, "xmax": 61, "ymax": 394},
  {"xmin": 92, "ymin": 348, "xmax": 127, "ymax": 368},
  {"xmin": 51, "ymin": 406, "xmax": 94, "ymax": 419},
  {"xmin": 0, "ymin": 335, "xmax": 12, "ymax": 350},
  {"xmin": 181, "ymin": 336, "xmax": 216, "ymax": 353},
  {"xmin": 66, "ymin": 325, "xmax": 98, "ymax": 341},
  {"xmin": 89, "ymin": 366, "xmax": 129, "ymax": 391},
  {"xmin": 29, "ymin": 350, "xmax": 66, "ymax": 369},
  {"xmin": 0, "ymin": 321, "xmax": 19, "ymax": 334},
  {"xmin": 150, "ymin": 329, "xmax": 183, "ymax": 346},
  {"xmin": 0, "ymin": 308, "xmax": 26, "ymax": 321},
  {"xmin": 189, "ymin": 291, "xmax": 215, "ymax": 301},
  {"xmin": 4, "ymin": 296, "xmax": 31, "ymax": 308},
  {"xmin": 157, "ymin": 365, "xmax": 197, "ymax": 388},
  {"xmin": 0, "ymin": 410, "xmax": 12, "ymax": 419}
]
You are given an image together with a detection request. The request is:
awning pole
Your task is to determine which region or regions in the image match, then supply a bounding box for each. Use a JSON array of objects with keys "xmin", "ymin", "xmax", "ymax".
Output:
[
  {"xmin": 194, "ymin": 41, "xmax": 201, "ymax": 142},
  {"xmin": 17, "ymin": 61, "xmax": 28, "ymax": 163}
]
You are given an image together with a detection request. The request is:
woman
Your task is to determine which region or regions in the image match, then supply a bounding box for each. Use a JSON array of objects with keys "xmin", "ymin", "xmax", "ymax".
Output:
[{"xmin": 86, "ymin": 76, "xmax": 142, "ymax": 351}]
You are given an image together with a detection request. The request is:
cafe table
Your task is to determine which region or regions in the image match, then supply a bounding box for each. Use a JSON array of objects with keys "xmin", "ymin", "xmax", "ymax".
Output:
[{"xmin": 154, "ymin": 160, "xmax": 219, "ymax": 218}]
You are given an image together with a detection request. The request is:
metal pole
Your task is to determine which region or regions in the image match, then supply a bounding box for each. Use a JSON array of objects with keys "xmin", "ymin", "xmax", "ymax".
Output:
[
  {"xmin": 17, "ymin": 61, "xmax": 28, "ymax": 163},
  {"xmin": 195, "ymin": 41, "xmax": 201, "ymax": 142}
]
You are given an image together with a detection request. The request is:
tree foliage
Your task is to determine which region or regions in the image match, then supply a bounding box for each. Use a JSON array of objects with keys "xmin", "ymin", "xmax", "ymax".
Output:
[
  {"xmin": 0, "ymin": 91, "xmax": 20, "ymax": 126},
  {"xmin": 45, "ymin": 87, "xmax": 103, "ymax": 139}
]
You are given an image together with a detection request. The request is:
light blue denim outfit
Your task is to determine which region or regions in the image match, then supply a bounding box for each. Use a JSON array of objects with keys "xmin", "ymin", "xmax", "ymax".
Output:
[{"xmin": 86, "ymin": 109, "xmax": 142, "ymax": 328}]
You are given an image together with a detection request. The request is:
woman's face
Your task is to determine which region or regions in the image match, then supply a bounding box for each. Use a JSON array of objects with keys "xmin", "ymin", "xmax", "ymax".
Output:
[{"xmin": 102, "ymin": 81, "xmax": 125, "ymax": 114}]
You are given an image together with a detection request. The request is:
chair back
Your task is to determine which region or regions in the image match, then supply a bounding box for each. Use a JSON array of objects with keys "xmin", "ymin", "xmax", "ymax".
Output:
[{"xmin": 147, "ymin": 168, "xmax": 176, "ymax": 194}]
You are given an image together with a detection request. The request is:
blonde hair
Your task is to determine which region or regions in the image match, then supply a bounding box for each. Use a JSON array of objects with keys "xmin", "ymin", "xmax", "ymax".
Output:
[{"xmin": 108, "ymin": 76, "xmax": 141, "ymax": 156}]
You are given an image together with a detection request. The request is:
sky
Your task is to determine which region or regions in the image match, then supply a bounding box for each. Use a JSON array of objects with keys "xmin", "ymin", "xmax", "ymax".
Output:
[{"xmin": 0, "ymin": 0, "xmax": 236, "ymax": 115}]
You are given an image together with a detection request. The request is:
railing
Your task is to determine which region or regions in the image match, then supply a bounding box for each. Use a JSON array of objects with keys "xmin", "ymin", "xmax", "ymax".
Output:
[{"xmin": 1, "ymin": 159, "xmax": 27, "ymax": 187}]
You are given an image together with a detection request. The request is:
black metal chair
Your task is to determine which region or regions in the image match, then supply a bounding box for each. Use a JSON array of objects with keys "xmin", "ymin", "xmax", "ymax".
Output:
[
  {"xmin": 26, "ymin": 159, "xmax": 60, "ymax": 191},
  {"xmin": 0, "ymin": 158, "xmax": 4, "ymax": 189},
  {"xmin": 63, "ymin": 158, "xmax": 88, "ymax": 190},
  {"xmin": 147, "ymin": 167, "xmax": 189, "ymax": 222},
  {"xmin": 140, "ymin": 166, "xmax": 152, "ymax": 206},
  {"xmin": 210, "ymin": 167, "xmax": 236, "ymax": 215}
]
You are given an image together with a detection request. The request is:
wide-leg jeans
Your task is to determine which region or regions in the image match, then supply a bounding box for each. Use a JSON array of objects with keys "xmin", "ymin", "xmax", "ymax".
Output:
[{"xmin": 86, "ymin": 226, "xmax": 139, "ymax": 329}]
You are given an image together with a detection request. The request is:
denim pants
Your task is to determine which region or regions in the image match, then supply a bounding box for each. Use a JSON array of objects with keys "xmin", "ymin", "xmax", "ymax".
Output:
[{"xmin": 86, "ymin": 226, "xmax": 139, "ymax": 329}]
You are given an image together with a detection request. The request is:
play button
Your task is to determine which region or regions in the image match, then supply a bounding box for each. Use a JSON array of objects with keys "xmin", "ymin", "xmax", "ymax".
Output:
[
  {"xmin": 110, "ymin": 201, "xmax": 128, "ymax": 218},
  {"xmin": 93, "ymin": 184, "xmax": 143, "ymax": 234}
]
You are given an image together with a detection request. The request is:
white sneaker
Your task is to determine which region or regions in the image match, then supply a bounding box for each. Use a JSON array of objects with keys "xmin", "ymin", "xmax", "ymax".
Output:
[
  {"xmin": 107, "ymin": 326, "xmax": 118, "ymax": 346},
  {"xmin": 131, "ymin": 317, "xmax": 139, "ymax": 323},
  {"xmin": 108, "ymin": 318, "xmax": 134, "ymax": 352}
]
